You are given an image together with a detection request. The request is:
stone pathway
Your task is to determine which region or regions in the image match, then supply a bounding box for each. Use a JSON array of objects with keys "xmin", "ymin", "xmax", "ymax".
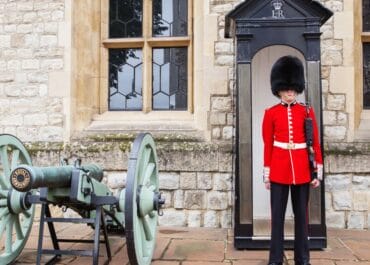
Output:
[{"xmin": 14, "ymin": 224, "xmax": 370, "ymax": 265}]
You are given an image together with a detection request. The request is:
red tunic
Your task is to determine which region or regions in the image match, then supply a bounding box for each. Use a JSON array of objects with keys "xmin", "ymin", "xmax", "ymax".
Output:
[{"xmin": 262, "ymin": 101, "xmax": 323, "ymax": 185}]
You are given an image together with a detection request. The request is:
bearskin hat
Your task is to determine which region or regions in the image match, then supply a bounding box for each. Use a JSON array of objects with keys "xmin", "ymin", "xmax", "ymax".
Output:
[{"xmin": 270, "ymin": 55, "xmax": 305, "ymax": 97}]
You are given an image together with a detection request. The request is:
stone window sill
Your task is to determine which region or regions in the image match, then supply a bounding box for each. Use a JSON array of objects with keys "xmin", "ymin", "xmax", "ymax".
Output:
[{"xmin": 83, "ymin": 111, "xmax": 205, "ymax": 140}]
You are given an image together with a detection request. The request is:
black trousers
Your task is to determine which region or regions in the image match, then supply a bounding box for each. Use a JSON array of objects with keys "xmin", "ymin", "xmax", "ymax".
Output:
[{"xmin": 269, "ymin": 182, "xmax": 310, "ymax": 264}]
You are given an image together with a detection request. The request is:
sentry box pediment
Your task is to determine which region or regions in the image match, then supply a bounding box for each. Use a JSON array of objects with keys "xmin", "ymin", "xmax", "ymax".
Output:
[{"xmin": 225, "ymin": 0, "xmax": 333, "ymax": 61}]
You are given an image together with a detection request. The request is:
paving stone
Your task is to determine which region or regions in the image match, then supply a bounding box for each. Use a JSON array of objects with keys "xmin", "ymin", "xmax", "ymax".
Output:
[
  {"xmin": 163, "ymin": 239, "xmax": 225, "ymax": 261},
  {"xmin": 153, "ymin": 237, "xmax": 171, "ymax": 259},
  {"xmin": 341, "ymin": 238, "xmax": 370, "ymax": 261},
  {"xmin": 157, "ymin": 227, "xmax": 227, "ymax": 241},
  {"xmin": 226, "ymin": 242, "xmax": 269, "ymax": 260}
]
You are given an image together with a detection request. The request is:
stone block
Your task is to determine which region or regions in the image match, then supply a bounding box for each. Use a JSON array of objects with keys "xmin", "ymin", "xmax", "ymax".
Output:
[
  {"xmin": 17, "ymin": 48, "xmax": 33, "ymax": 58},
  {"xmin": 215, "ymin": 41, "xmax": 233, "ymax": 54},
  {"xmin": 333, "ymin": 191, "xmax": 352, "ymax": 210},
  {"xmin": 16, "ymin": 127, "xmax": 38, "ymax": 142},
  {"xmin": 328, "ymin": 155, "xmax": 370, "ymax": 173},
  {"xmin": 45, "ymin": 22, "xmax": 58, "ymax": 33},
  {"xmin": 158, "ymin": 209, "xmax": 186, "ymax": 227},
  {"xmin": 23, "ymin": 12, "xmax": 37, "ymax": 23},
  {"xmin": 180, "ymin": 172, "xmax": 197, "ymax": 189},
  {"xmin": 0, "ymin": 73, "xmax": 13, "ymax": 82},
  {"xmin": 207, "ymin": 191, "xmax": 228, "ymax": 210},
  {"xmin": 213, "ymin": 173, "xmax": 232, "ymax": 191},
  {"xmin": 0, "ymin": 114, "xmax": 22, "ymax": 126},
  {"xmin": 321, "ymin": 79, "xmax": 329, "ymax": 93},
  {"xmin": 161, "ymin": 191, "xmax": 172, "ymax": 208},
  {"xmin": 184, "ymin": 190, "xmax": 206, "ymax": 210},
  {"xmin": 11, "ymin": 33, "xmax": 25, "ymax": 47},
  {"xmin": 321, "ymin": 50, "xmax": 342, "ymax": 66},
  {"xmin": 210, "ymin": 112, "xmax": 226, "ymax": 125},
  {"xmin": 325, "ymin": 174, "xmax": 351, "ymax": 191},
  {"xmin": 324, "ymin": 126, "xmax": 346, "ymax": 140},
  {"xmin": 329, "ymin": 67, "xmax": 354, "ymax": 94},
  {"xmin": 204, "ymin": 210, "xmax": 219, "ymax": 228},
  {"xmin": 348, "ymin": 212, "xmax": 365, "ymax": 229},
  {"xmin": 17, "ymin": 2, "xmax": 33, "ymax": 11},
  {"xmin": 173, "ymin": 190, "xmax": 184, "ymax": 209},
  {"xmin": 211, "ymin": 97, "xmax": 232, "ymax": 111},
  {"xmin": 327, "ymin": 94, "xmax": 346, "ymax": 110},
  {"xmin": 220, "ymin": 209, "xmax": 232, "ymax": 228},
  {"xmin": 323, "ymin": 111, "xmax": 337, "ymax": 125},
  {"xmin": 40, "ymin": 35, "xmax": 57, "ymax": 47},
  {"xmin": 106, "ymin": 171, "xmax": 126, "ymax": 189},
  {"xmin": 24, "ymin": 33, "xmax": 39, "ymax": 48},
  {"xmin": 326, "ymin": 211, "xmax": 345, "ymax": 228},
  {"xmin": 211, "ymin": 3, "xmax": 233, "ymax": 13},
  {"xmin": 222, "ymin": 126, "xmax": 233, "ymax": 140},
  {"xmin": 7, "ymin": 60, "xmax": 21, "ymax": 71},
  {"xmin": 158, "ymin": 172, "xmax": 179, "ymax": 190},
  {"xmin": 49, "ymin": 113, "xmax": 63, "ymax": 126},
  {"xmin": 197, "ymin": 172, "xmax": 212, "ymax": 190},
  {"xmin": 28, "ymin": 72, "xmax": 48, "ymax": 83},
  {"xmin": 337, "ymin": 112, "xmax": 347, "ymax": 125},
  {"xmin": 325, "ymin": 192, "xmax": 333, "ymax": 211},
  {"xmin": 352, "ymin": 176, "xmax": 370, "ymax": 190},
  {"xmin": 39, "ymin": 126, "xmax": 64, "ymax": 141},
  {"xmin": 215, "ymin": 55, "xmax": 234, "ymax": 66},
  {"xmin": 22, "ymin": 59, "xmax": 39, "ymax": 70},
  {"xmin": 334, "ymin": 12, "xmax": 353, "ymax": 39},
  {"xmin": 0, "ymin": 35, "xmax": 10, "ymax": 48},
  {"xmin": 41, "ymin": 59, "xmax": 64, "ymax": 71},
  {"xmin": 212, "ymin": 127, "xmax": 221, "ymax": 139},
  {"xmin": 24, "ymin": 113, "xmax": 48, "ymax": 126},
  {"xmin": 353, "ymin": 191, "xmax": 368, "ymax": 211},
  {"xmin": 51, "ymin": 10, "xmax": 64, "ymax": 21},
  {"xmin": 187, "ymin": 211, "xmax": 201, "ymax": 227}
]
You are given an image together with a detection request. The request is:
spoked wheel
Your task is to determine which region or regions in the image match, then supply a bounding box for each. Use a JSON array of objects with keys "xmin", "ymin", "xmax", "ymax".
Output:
[
  {"xmin": 125, "ymin": 133, "xmax": 163, "ymax": 265},
  {"xmin": 0, "ymin": 134, "xmax": 34, "ymax": 264}
]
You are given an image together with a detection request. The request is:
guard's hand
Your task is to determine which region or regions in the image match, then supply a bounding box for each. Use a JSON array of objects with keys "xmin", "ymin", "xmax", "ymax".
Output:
[
  {"xmin": 311, "ymin": 178, "xmax": 320, "ymax": 188},
  {"xmin": 265, "ymin": 182, "xmax": 271, "ymax": 190}
]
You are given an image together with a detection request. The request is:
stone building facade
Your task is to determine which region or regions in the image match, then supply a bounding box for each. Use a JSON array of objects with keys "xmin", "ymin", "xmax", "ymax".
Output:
[{"xmin": 0, "ymin": 0, "xmax": 369, "ymax": 230}]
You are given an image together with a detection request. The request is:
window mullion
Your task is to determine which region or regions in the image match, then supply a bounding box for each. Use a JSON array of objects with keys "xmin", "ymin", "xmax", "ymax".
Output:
[
  {"xmin": 188, "ymin": 0, "xmax": 193, "ymax": 113},
  {"xmin": 142, "ymin": 0, "xmax": 153, "ymax": 113}
]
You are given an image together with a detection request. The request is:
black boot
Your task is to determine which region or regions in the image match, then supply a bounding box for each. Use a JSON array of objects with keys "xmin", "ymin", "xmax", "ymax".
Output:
[{"xmin": 268, "ymin": 263, "xmax": 283, "ymax": 265}]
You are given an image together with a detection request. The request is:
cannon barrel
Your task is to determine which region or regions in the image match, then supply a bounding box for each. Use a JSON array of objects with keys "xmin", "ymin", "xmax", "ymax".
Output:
[{"xmin": 10, "ymin": 164, "xmax": 103, "ymax": 192}]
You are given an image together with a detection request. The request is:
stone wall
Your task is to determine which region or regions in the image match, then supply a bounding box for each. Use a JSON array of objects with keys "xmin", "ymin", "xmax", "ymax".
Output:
[{"xmin": 0, "ymin": 0, "xmax": 66, "ymax": 141}]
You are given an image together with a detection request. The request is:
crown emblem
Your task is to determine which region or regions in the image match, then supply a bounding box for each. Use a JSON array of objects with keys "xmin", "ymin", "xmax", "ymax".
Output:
[{"xmin": 271, "ymin": 0, "xmax": 285, "ymax": 18}]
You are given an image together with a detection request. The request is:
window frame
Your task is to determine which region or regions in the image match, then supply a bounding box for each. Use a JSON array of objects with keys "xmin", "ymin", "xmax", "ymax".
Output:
[
  {"xmin": 100, "ymin": 0, "xmax": 193, "ymax": 114},
  {"xmin": 361, "ymin": 0, "xmax": 370, "ymax": 109}
]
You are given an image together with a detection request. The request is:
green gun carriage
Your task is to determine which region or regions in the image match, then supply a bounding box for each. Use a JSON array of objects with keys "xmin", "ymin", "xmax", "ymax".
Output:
[{"xmin": 0, "ymin": 133, "xmax": 164, "ymax": 265}]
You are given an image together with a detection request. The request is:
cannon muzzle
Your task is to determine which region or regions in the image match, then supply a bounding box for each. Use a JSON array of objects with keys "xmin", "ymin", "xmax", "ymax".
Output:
[{"xmin": 10, "ymin": 164, "xmax": 103, "ymax": 192}]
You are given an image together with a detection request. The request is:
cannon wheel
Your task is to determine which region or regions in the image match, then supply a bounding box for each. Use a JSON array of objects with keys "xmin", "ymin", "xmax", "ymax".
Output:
[
  {"xmin": 0, "ymin": 134, "xmax": 34, "ymax": 264},
  {"xmin": 125, "ymin": 133, "xmax": 159, "ymax": 265}
]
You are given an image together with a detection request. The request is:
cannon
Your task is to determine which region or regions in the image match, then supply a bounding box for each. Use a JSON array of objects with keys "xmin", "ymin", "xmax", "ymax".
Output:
[{"xmin": 0, "ymin": 133, "xmax": 164, "ymax": 265}]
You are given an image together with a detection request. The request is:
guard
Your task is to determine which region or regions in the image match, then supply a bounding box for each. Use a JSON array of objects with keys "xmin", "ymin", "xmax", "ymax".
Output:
[{"xmin": 262, "ymin": 56, "xmax": 323, "ymax": 265}]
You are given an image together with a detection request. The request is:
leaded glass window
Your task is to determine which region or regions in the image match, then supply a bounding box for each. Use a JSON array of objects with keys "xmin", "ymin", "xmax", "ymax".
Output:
[
  {"xmin": 363, "ymin": 0, "xmax": 370, "ymax": 32},
  {"xmin": 153, "ymin": 48, "xmax": 187, "ymax": 110},
  {"xmin": 109, "ymin": 49, "xmax": 143, "ymax": 110},
  {"xmin": 153, "ymin": 0, "xmax": 188, "ymax": 37},
  {"xmin": 105, "ymin": 0, "xmax": 192, "ymax": 112},
  {"xmin": 364, "ymin": 44, "xmax": 370, "ymax": 109},
  {"xmin": 109, "ymin": 0, "xmax": 143, "ymax": 38}
]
